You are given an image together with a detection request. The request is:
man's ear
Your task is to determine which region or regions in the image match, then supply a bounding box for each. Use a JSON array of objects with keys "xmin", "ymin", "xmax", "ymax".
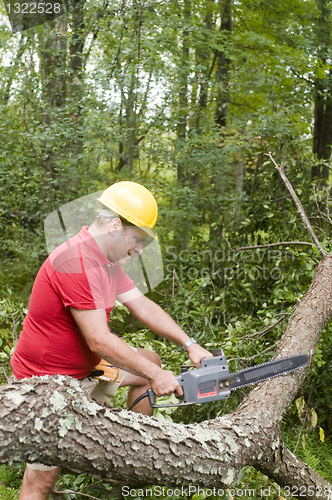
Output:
[{"xmin": 108, "ymin": 217, "xmax": 123, "ymax": 233}]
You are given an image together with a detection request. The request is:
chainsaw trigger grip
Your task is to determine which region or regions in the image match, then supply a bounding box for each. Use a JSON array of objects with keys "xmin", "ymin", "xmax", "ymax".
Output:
[{"xmin": 147, "ymin": 388, "xmax": 157, "ymax": 407}]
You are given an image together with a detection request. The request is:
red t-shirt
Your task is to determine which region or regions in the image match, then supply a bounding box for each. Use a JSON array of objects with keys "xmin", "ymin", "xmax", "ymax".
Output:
[{"xmin": 11, "ymin": 227, "xmax": 135, "ymax": 380}]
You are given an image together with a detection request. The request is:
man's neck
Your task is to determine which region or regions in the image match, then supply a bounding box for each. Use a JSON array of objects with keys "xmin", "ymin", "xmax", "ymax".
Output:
[{"xmin": 88, "ymin": 225, "xmax": 109, "ymax": 258}]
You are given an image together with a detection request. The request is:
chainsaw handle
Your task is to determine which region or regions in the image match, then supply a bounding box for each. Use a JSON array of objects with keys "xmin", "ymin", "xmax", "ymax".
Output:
[
  {"xmin": 147, "ymin": 388, "xmax": 156, "ymax": 407},
  {"xmin": 147, "ymin": 388, "xmax": 193, "ymax": 408}
]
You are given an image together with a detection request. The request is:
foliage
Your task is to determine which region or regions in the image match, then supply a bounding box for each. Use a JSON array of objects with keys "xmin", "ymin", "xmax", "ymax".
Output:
[
  {"xmin": 0, "ymin": 293, "xmax": 27, "ymax": 383},
  {"xmin": 0, "ymin": 483, "xmax": 18, "ymax": 500},
  {"xmin": 0, "ymin": 464, "xmax": 23, "ymax": 500}
]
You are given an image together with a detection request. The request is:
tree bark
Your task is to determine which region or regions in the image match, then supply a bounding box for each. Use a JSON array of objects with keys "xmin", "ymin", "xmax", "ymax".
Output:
[
  {"xmin": 68, "ymin": 0, "xmax": 86, "ymax": 162},
  {"xmin": 176, "ymin": 0, "xmax": 190, "ymax": 185},
  {"xmin": 2, "ymin": 257, "xmax": 332, "ymax": 498},
  {"xmin": 37, "ymin": 16, "xmax": 68, "ymax": 207},
  {"xmin": 214, "ymin": 0, "xmax": 232, "ymax": 128},
  {"xmin": 39, "ymin": 16, "xmax": 68, "ymax": 111},
  {"xmin": 195, "ymin": 10, "xmax": 213, "ymax": 133}
]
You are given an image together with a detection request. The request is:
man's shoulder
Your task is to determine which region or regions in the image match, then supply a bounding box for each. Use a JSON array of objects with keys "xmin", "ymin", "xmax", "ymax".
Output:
[{"xmin": 48, "ymin": 228, "xmax": 103, "ymax": 274}]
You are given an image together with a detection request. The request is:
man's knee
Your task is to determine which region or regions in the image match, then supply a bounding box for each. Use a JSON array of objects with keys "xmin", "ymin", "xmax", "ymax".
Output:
[
  {"xmin": 119, "ymin": 349, "xmax": 161, "ymax": 389},
  {"xmin": 136, "ymin": 348, "xmax": 161, "ymax": 367}
]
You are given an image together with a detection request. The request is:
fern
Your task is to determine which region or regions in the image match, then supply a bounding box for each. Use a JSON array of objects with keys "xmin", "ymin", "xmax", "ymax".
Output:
[
  {"xmin": 302, "ymin": 449, "xmax": 322, "ymax": 472},
  {"xmin": 282, "ymin": 426, "xmax": 332, "ymax": 481},
  {"xmin": 0, "ymin": 465, "xmax": 15, "ymax": 485},
  {"xmin": 0, "ymin": 483, "xmax": 19, "ymax": 500},
  {"xmin": 0, "ymin": 464, "xmax": 24, "ymax": 493}
]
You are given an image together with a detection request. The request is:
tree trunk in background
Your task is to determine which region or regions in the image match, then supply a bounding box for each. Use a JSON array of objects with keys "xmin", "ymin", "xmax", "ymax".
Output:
[
  {"xmin": 38, "ymin": 16, "xmax": 68, "ymax": 206},
  {"xmin": 68, "ymin": 0, "xmax": 86, "ymax": 162},
  {"xmin": 35, "ymin": 1, "xmax": 87, "ymax": 205},
  {"xmin": 209, "ymin": 0, "xmax": 232, "ymax": 240},
  {"xmin": 312, "ymin": 0, "xmax": 332, "ymax": 182},
  {"xmin": 176, "ymin": 0, "xmax": 190, "ymax": 185},
  {"xmin": 116, "ymin": 3, "xmax": 145, "ymax": 173},
  {"xmin": 195, "ymin": 10, "xmax": 213, "ymax": 133},
  {"xmin": 215, "ymin": 0, "xmax": 232, "ymax": 128},
  {"xmin": 117, "ymin": 87, "xmax": 128, "ymax": 171},
  {"xmin": 39, "ymin": 16, "xmax": 67, "ymax": 110}
]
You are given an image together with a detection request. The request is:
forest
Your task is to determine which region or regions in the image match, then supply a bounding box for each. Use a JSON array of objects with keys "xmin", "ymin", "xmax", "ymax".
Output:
[{"xmin": 1, "ymin": 0, "xmax": 332, "ymax": 497}]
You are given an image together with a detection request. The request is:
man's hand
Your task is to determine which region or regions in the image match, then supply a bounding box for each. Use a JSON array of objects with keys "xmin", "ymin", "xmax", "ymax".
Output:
[
  {"xmin": 187, "ymin": 343, "xmax": 213, "ymax": 368},
  {"xmin": 149, "ymin": 369, "xmax": 183, "ymax": 398}
]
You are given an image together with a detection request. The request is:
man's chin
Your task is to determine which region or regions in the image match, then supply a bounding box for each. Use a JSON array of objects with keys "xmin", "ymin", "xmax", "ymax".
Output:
[{"xmin": 115, "ymin": 256, "xmax": 131, "ymax": 265}]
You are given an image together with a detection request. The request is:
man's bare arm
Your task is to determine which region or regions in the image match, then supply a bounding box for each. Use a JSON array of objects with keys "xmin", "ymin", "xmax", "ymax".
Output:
[
  {"xmin": 69, "ymin": 308, "xmax": 182, "ymax": 397},
  {"xmin": 118, "ymin": 293, "xmax": 213, "ymax": 367}
]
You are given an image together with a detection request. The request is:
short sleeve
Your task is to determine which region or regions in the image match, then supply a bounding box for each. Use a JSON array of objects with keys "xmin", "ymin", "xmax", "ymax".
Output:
[
  {"xmin": 50, "ymin": 264, "xmax": 107, "ymax": 310},
  {"xmin": 114, "ymin": 265, "xmax": 136, "ymax": 295}
]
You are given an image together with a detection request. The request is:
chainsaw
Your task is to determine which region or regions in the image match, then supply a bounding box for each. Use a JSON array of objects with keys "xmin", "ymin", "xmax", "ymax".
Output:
[{"xmin": 129, "ymin": 349, "xmax": 309, "ymax": 410}]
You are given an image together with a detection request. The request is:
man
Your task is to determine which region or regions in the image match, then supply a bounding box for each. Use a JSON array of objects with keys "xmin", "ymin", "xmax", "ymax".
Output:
[{"xmin": 11, "ymin": 181, "xmax": 212, "ymax": 500}]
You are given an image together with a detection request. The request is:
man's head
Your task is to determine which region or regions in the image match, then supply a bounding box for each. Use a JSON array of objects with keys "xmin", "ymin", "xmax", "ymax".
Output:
[
  {"xmin": 90, "ymin": 212, "xmax": 147, "ymax": 264},
  {"xmin": 97, "ymin": 181, "xmax": 158, "ymax": 240},
  {"xmin": 90, "ymin": 181, "xmax": 158, "ymax": 264}
]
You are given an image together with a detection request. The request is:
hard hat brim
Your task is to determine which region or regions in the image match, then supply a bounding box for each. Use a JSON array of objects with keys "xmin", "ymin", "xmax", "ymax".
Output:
[
  {"xmin": 97, "ymin": 197, "xmax": 157, "ymax": 239},
  {"xmin": 140, "ymin": 225, "xmax": 157, "ymax": 240}
]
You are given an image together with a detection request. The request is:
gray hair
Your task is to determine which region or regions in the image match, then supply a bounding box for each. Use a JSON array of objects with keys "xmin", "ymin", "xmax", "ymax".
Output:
[{"xmin": 92, "ymin": 207, "xmax": 135, "ymax": 227}]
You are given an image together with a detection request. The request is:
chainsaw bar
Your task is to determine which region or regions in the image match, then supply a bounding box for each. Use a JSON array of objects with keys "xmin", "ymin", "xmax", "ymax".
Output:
[{"xmin": 226, "ymin": 354, "xmax": 310, "ymax": 392}]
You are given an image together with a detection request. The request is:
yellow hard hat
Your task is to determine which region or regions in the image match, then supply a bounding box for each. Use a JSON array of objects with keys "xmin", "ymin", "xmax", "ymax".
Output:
[{"xmin": 97, "ymin": 181, "xmax": 158, "ymax": 239}]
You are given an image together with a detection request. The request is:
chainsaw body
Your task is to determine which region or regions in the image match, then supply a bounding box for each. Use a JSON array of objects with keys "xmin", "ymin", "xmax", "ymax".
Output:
[{"xmin": 148, "ymin": 349, "xmax": 231, "ymax": 408}]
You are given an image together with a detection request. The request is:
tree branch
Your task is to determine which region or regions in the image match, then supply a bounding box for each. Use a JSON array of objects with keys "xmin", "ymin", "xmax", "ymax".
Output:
[
  {"xmin": 231, "ymin": 241, "xmax": 315, "ymax": 253},
  {"xmin": 259, "ymin": 443, "xmax": 330, "ymax": 497},
  {"xmin": 266, "ymin": 152, "xmax": 326, "ymax": 257},
  {"xmin": 237, "ymin": 313, "xmax": 289, "ymax": 340}
]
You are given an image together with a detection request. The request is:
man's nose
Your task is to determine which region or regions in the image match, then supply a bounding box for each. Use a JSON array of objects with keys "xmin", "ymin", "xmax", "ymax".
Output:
[{"xmin": 135, "ymin": 244, "xmax": 144, "ymax": 256}]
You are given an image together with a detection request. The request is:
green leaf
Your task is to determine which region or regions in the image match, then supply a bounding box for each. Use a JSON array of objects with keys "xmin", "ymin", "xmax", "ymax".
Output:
[
  {"xmin": 295, "ymin": 396, "xmax": 305, "ymax": 419},
  {"xmin": 309, "ymin": 408, "xmax": 317, "ymax": 428}
]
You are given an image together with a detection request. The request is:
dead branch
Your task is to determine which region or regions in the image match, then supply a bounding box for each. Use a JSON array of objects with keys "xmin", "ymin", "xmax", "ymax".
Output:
[
  {"xmin": 232, "ymin": 242, "xmax": 314, "ymax": 253},
  {"xmin": 266, "ymin": 152, "xmax": 326, "ymax": 257}
]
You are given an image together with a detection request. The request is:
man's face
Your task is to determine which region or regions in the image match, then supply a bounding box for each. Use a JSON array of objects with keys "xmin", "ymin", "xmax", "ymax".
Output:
[{"xmin": 109, "ymin": 224, "xmax": 147, "ymax": 265}]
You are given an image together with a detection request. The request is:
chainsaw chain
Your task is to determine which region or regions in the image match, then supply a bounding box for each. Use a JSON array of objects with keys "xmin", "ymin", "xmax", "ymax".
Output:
[{"xmin": 228, "ymin": 354, "xmax": 310, "ymax": 392}]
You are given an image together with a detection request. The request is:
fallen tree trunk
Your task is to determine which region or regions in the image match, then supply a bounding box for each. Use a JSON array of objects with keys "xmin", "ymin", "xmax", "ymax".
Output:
[{"xmin": 1, "ymin": 257, "xmax": 332, "ymax": 499}]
